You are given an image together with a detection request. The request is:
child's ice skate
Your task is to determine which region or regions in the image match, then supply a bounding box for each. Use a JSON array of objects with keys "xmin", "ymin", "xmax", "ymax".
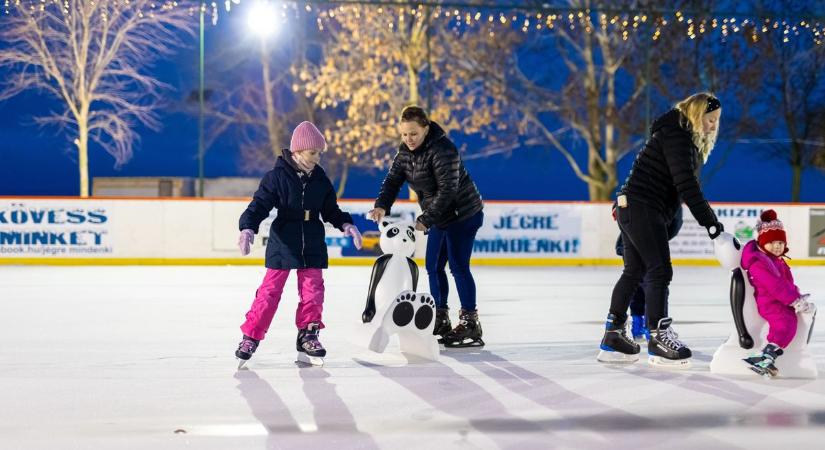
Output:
[
  {"xmin": 433, "ymin": 308, "xmax": 451, "ymax": 345},
  {"xmin": 442, "ymin": 309, "xmax": 484, "ymax": 348},
  {"xmin": 744, "ymin": 343, "xmax": 783, "ymax": 378},
  {"xmin": 631, "ymin": 314, "xmax": 649, "ymax": 342},
  {"xmin": 296, "ymin": 323, "xmax": 326, "ymax": 366},
  {"xmin": 235, "ymin": 335, "xmax": 260, "ymax": 369},
  {"xmin": 597, "ymin": 313, "xmax": 640, "ymax": 363},
  {"xmin": 648, "ymin": 317, "xmax": 692, "ymax": 369}
]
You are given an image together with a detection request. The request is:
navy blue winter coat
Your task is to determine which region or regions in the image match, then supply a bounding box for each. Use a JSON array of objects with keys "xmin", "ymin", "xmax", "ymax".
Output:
[{"xmin": 239, "ymin": 150, "xmax": 353, "ymax": 269}]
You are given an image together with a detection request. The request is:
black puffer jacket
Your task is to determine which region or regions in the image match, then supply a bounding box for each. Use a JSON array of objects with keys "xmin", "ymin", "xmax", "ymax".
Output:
[
  {"xmin": 239, "ymin": 150, "xmax": 353, "ymax": 269},
  {"xmin": 620, "ymin": 109, "xmax": 717, "ymax": 228},
  {"xmin": 375, "ymin": 122, "xmax": 483, "ymax": 229}
]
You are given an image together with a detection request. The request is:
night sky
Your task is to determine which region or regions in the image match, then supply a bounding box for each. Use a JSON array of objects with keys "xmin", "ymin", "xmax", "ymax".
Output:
[{"xmin": 2, "ymin": 3, "xmax": 824, "ymax": 202}]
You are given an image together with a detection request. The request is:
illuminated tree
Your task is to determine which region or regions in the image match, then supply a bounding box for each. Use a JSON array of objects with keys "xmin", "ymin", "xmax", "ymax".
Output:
[{"xmin": 299, "ymin": 4, "xmax": 517, "ymax": 188}]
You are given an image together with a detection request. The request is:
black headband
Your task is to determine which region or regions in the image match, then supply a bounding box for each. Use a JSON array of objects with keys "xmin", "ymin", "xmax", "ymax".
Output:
[{"xmin": 706, "ymin": 96, "xmax": 721, "ymax": 113}]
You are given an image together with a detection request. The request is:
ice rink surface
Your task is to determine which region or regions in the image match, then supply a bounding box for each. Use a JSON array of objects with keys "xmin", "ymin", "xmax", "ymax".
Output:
[{"xmin": 1, "ymin": 264, "xmax": 824, "ymax": 450}]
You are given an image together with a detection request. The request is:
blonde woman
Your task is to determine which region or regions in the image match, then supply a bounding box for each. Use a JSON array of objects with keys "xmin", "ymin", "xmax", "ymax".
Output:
[{"xmin": 597, "ymin": 92, "xmax": 724, "ymax": 369}]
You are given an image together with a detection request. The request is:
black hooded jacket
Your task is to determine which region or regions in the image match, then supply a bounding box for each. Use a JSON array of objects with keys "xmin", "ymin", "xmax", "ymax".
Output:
[
  {"xmin": 620, "ymin": 109, "xmax": 717, "ymax": 228},
  {"xmin": 375, "ymin": 122, "xmax": 483, "ymax": 228}
]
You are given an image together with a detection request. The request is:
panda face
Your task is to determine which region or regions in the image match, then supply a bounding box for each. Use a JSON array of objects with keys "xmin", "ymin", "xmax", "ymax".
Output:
[
  {"xmin": 378, "ymin": 220, "xmax": 417, "ymax": 257},
  {"xmin": 387, "ymin": 226, "xmax": 399, "ymax": 238}
]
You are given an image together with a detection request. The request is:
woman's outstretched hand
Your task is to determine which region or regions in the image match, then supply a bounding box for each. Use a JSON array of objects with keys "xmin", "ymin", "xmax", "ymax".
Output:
[{"xmin": 367, "ymin": 207, "xmax": 386, "ymax": 223}]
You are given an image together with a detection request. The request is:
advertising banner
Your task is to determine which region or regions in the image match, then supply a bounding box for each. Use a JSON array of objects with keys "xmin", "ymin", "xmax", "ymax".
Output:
[
  {"xmin": 0, "ymin": 200, "xmax": 113, "ymax": 257},
  {"xmin": 473, "ymin": 203, "xmax": 582, "ymax": 258},
  {"xmin": 810, "ymin": 208, "xmax": 825, "ymax": 258},
  {"xmin": 2, "ymin": 198, "xmax": 823, "ymax": 265}
]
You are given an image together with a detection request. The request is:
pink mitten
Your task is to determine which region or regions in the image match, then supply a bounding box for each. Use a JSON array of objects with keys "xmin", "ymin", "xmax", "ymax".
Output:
[
  {"xmin": 342, "ymin": 223, "xmax": 362, "ymax": 250},
  {"xmin": 238, "ymin": 229, "xmax": 255, "ymax": 256}
]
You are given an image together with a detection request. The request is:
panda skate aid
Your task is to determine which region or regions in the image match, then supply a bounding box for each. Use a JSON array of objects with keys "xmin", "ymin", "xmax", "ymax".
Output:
[{"xmin": 443, "ymin": 309, "xmax": 484, "ymax": 348}]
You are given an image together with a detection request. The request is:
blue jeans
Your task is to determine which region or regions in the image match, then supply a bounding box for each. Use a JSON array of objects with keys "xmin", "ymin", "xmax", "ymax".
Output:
[{"xmin": 425, "ymin": 211, "xmax": 483, "ymax": 311}]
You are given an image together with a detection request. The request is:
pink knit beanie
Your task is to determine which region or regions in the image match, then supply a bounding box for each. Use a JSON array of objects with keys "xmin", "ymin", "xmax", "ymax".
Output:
[{"xmin": 290, "ymin": 121, "xmax": 327, "ymax": 152}]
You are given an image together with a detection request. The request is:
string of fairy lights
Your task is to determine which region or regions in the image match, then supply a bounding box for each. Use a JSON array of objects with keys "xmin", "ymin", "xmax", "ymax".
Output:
[{"xmin": 3, "ymin": 0, "xmax": 825, "ymax": 45}]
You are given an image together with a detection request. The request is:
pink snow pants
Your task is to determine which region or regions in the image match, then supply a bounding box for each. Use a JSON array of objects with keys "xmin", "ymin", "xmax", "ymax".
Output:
[
  {"xmin": 756, "ymin": 300, "xmax": 798, "ymax": 348},
  {"xmin": 240, "ymin": 268, "xmax": 325, "ymax": 341}
]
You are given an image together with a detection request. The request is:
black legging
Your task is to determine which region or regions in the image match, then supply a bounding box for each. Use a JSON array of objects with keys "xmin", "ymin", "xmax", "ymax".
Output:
[
  {"xmin": 609, "ymin": 201, "xmax": 672, "ymax": 329},
  {"xmin": 615, "ymin": 207, "xmax": 683, "ymax": 317}
]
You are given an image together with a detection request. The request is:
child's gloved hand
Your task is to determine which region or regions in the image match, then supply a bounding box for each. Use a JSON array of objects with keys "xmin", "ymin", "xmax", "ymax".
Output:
[
  {"xmin": 238, "ymin": 229, "xmax": 255, "ymax": 256},
  {"xmin": 791, "ymin": 294, "xmax": 815, "ymax": 314},
  {"xmin": 343, "ymin": 223, "xmax": 362, "ymax": 250}
]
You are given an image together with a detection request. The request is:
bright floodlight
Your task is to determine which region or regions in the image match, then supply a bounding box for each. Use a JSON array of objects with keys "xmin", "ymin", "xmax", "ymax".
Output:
[{"xmin": 247, "ymin": 1, "xmax": 279, "ymax": 37}]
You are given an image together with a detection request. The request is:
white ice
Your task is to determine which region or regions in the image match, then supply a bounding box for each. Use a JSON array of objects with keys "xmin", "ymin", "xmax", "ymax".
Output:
[{"xmin": 1, "ymin": 265, "xmax": 824, "ymax": 450}]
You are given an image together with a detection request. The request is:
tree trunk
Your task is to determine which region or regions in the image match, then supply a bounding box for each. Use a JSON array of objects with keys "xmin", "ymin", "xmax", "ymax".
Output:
[
  {"xmin": 77, "ymin": 114, "xmax": 89, "ymax": 198},
  {"xmin": 336, "ymin": 161, "xmax": 349, "ymax": 198},
  {"xmin": 791, "ymin": 163, "xmax": 802, "ymax": 203},
  {"xmin": 261, "ymin": 39, "xmax": 281, "ymax": 158}
]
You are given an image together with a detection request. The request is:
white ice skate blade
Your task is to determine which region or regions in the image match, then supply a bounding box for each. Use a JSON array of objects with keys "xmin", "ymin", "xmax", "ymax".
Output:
[
  {"xmin": 236, "ymin": 358, "xmax": 249, "ymax": 370},
  {"xmin": 597, "ymin": 350, "xmax": 639, "ymax": 363},
  {"xmin": 296, "ymin": 352, "xmax": 324, "ymax": 367},
  {"xmin": 648, "ymin": 354, "xmax": 692, "ymax": 369}
]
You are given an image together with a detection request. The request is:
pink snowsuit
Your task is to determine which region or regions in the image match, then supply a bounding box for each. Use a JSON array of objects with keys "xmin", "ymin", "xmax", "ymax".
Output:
[{"xmin": 740, "ymin": 239, "xmax": 801, "ymax": 348}]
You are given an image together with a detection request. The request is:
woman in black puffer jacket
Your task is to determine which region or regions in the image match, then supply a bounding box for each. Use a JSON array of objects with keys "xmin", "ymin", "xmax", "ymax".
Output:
[
  {"xmin": 368, "ymin": 106, "xmax": 485, "ymax": 348},
  {"xmin": 597, "ymin": 92, "xmax": 725, "ymax": 369}
]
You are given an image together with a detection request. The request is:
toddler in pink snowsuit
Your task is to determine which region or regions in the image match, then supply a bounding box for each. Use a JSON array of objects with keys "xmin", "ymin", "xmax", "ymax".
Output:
[
  {"xmin": 740, "ymin": 209, "xmax": 815, "ymax": 376},
  {"xmin": 233, "ymin": 121, "xmax": 363, "ymax": 367}
]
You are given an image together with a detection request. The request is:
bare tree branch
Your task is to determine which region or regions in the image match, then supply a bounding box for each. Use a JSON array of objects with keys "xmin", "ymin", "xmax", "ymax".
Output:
[{"xmin": 0, "ymin": 0, "xmax": 196, "ymax": 196}]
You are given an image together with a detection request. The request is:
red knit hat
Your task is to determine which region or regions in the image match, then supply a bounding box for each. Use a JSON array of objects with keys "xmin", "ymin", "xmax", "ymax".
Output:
[
  {"xmin": 756, "ymin": 209, "xmax": 787, "ymax": 249},
  {"xmin": 290, "ymin": 121, "xmax": 327, "ymax": 152}
]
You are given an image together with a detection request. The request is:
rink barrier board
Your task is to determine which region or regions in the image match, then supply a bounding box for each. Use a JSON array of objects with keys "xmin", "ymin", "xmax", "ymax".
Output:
[
  {"xmin": 3, "ymin": 257, "xmax": 825, "ymax": 266},
  {"xmin": 2, "ymin": 197, "xmax": 824, "ymax": 265}
]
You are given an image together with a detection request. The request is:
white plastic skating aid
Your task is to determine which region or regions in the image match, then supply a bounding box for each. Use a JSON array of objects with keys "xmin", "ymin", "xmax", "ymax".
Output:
[
  {"xmin": 710, "ymin": 232, "xmax": 818, "ymax": 379},
  {"xmin": 648, "ymin": 354, "xmax": 692, "ymax": 369},
  {"xmin": 368, "ymin": 290, "xmax": 439, "ymax": 361},
  {"xmin": 361, "ymin": 220, "xmax": 419, "ymax": 323},
  {"xmin": 597, "ymin": 349, "xmax": 639, "ymax": 363},
  {"xmin": 296, "ymin": 352, "xmax": 324, "ymax": 367}
]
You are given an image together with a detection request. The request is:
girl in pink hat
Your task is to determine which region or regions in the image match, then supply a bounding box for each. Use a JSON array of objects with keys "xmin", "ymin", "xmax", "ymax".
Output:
[
  {"xmin": 740, "ymin": 209, "xmax": 816, "ymax": 377},
  {"xmin": 234, "ymin": 121, "xmax": 363, "ymax": 367}
]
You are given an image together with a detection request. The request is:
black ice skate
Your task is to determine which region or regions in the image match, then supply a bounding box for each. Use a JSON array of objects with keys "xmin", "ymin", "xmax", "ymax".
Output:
[
  {"xmin": 296, "ymin": 323, "xmax": 326, "ymax": 366},
  {"xmin": 597, "ymin": 313, "xmax": 640, "ymax": 363},
  {"xmin": 235, "ymin": 335, "xmax": 260, "ymax": 369},
  {"xmin": 744, "ymin": 343, "xmax": 783, "ymax": 378},
  {"xmin": 648, "ymin": 317, "xmax": 692, "ymax": 369},
  {"xmin": 442, "ymin": 309, "xmax": 484, "ymax": 348},
  {"xmin": 433, "ymin": 308, "xmax": 452, "ymax": 344}
]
